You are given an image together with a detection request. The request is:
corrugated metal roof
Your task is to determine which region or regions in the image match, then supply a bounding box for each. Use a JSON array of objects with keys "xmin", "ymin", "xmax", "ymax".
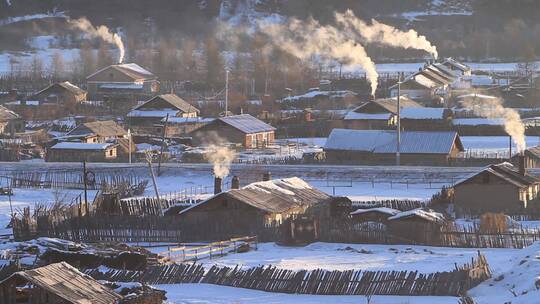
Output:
[
  {"xmin": 219, "ymin": 114, "xmax": 276, "ymax": 134},
  {"xmin": 179, "ymin": 177, "xmax": 331, "ymax": 214},
  {"xmin": 453, "ymin": 162, "xmax": 540, "ymax": 188},
  {"xmin": 324, "ymin": 129, "xmax": 463, "ymax": 154},
  {"xmin": 400, "ymin": 107, "xmax": 447, "ymax": 120},
  {"xmin": 51, "ymin": 142, "xmax": 114, "ymax": 150},
  {"xmin": 2, "ymin": 262, "xmax": 122, "ymax": 304},
  {"xmin": 136, "ymin": 94, "xmax": 199, "ymax": 114},
  {"xmin": 68, "ymin": 120, "xmax": 127, "ymax": 137}
]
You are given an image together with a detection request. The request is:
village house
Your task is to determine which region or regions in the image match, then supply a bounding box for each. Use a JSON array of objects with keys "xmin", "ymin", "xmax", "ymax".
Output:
[
  {"xmin": 30, "ymin": 81, "xmax": 87, "ymax": 107},
  {"xmin": 164, "ymin": 117, "xmax": 215, "ymax": 138},
  {"xmin": 452, "ymin": 161, "xmax": 540, "ymax": 213},
  {"xmin": 324, "ymin": 129, "xmax": 464, "ymax": 165},
  {"xmin": 389, "ymin": 63, "xmax": 457, "ymax": 103},
  {"xmin": 512, "ymin": 146, "xmax": 540, "ymax": 168},
  {"xmin": 0, "ymin": 262, "xmax": 122, "ymax": 304},
  {"xmin": 190, "ymin": 114, "xmax": 276, "ymax": 148},
  {"xmin": 86, "ymin": 63, "xmax": 159, "ymax": 100},
  {"xmin": 343, "ymin": 97, "xmax": 422, "ymax": 130},
  {"xmin": 178, "ymin": 176, "xmax": 351, "ymax": 242},
  {"xmin": 46, "ymin": 142, "xmax": 118, "ymax": 162},
  {"xmin": 127, "ymin": 94, "xmax": 200, "ymax": 136},
  {"xmin": 0, "ymin": 105, "xmax": 24, "ymax": 136},
  {"xmin": 66, "ymin": 120, "xmax": 128, "ymax": 143},
  {"xmin": 440, "ymin": 58, "xmax": 472, "ymax": 76}
]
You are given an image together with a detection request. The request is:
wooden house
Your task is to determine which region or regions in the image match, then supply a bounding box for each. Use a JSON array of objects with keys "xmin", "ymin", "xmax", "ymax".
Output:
[
  {"xmin": 389, "ymin": 64, "xmax": 456, "ymax": 102},
  {"xmin": 452, "ymin": 161, "xmax": 540, "ymax": 213},
  {"xmin": 0, "ymin": 262, "xmax": 122, "ymax": 304},
  {"xmin": 178, "ymin": 177, "xmax": 349, "ymax": 230},
  {"xmin": 511, "ymin": 146, "xmax": 540, "ymax": 169},
  {"xmin": 0, "ymin": 105, "xmax": 24, "ymax": 136},
  {"xmin": 86, "ymin": 63, "xmax": 159, "ymax": 99},
  {"xmin": 387, "ymin": 208, "xmax": 446, "ymax": 243},
  {"xmin": 324, "ymin": 129, "xmax": 464, "ymax": 166},
  {"xmin": 344, "ymin": 97, "xmax": 422, "ymax": 130},
  {"xmin": 31, "ymin": 81, "xmax": 87, "ymax": 107},
  {"xmin": 46, "ymin": 142, "xmax": 118, "ymax": 162},
  {"xmin": 190, "ymin": 114, "xmax": 276, "ymax": 148},
  {"xmin": 399, "ymin": 107, "xmax": 452, "ymax": 130},
  {"xmin": 66, "ymin": 120, "xmax": 127, "ymax": 143},
  {"xmin": 127, "ymin": 94, "xmax": 200, "ymax": 136}
]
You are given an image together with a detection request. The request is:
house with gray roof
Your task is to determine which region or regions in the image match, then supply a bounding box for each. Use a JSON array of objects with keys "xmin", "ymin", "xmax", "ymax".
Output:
[
  {"xmin": 86, "ymin": 63, "xmax": 159, "ymax": 99},
  {"xmin": 324, "ymin": 129, "xmax": 464, "ymax": 165},
  {"xmin": 127, "ymin": 93, "xmax": 200, "ymax": 136},
  {"xmin": 190, "ymin": 114, "xmax": 276, "ymax": 148}
]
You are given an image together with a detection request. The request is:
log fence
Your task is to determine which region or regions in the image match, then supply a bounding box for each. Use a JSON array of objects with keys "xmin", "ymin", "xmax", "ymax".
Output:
[{"xmin": 84, "ymin": 252, "xmax": 490, "ymax": 297}]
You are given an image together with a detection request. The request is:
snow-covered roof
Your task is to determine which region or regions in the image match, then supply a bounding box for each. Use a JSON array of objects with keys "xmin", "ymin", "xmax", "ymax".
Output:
[
  {"xmin": 456, "ymin": 93, "xmax": 498, "ymax": 100},
  {"xmin": 50, "ymin": 142, "xmax": 114, "ymax": 150},
  {"xmin": 452, "ymin": 118, "xmax": 505, "ymax": 126},
  {"xmin": 99, "ymin": 83, "xmax": 144, "ymax": 90},
  {"xmin": 400, "ymin": 107, "xmax": 447, "ymax": 120},
  {"xmin": 388, "ymin": 208, "xmax": 446, "ymax": 224},
  {"xmin": 350, "ymin": 207, "xmax": 400, "ymax": 216},
  {"xmin": 0, "ymin": 105, "xmax": 21, "ymax": 121},
  {"xmin": 179, "ymin": 177, "xmax": 330, "ymax": 215},
  {"xmin": 218, "ymin": 114, "xmax": 276, "ymax": 133},
  {"xmin": 280, "ymin": 90, "xmax": 356, "ymax": 103},
  {"xmin": 127, "ymin": 109, "xmax": 180, "ymax": 118},
  {"xmin": 324, "ymin": 129, "xmax": 463, "ymax": 154},
  {"xmin": 135, "ymin": 94, "xmax": 199, "ymax": 114},
  {"xmin": 344, "ymin": 112, "xmax": 391, "ymax": 121},
  {"xmin": 87, "ymin": 63, "xmax": 156, "ymax": 81},
  {"xmin": 453, "ymin": 162, "xmax": 540, "ymax": 189},
  {"xmin": 442, "ymin": 58, "xmax": 471, "ymax": 72},
  {"xmin": 165, "ymin": 117, "xmax": 215, "ymax": 124}
]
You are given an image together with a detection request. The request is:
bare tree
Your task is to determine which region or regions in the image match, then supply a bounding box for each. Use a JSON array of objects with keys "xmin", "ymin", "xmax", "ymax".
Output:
[{"xmin": 49, "ymin": 51, "xmax": 65, "ymax": 80}]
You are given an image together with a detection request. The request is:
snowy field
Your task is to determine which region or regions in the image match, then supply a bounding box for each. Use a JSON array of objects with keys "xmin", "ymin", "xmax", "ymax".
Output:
[{"xmin": 199, "ymin": 242, "xmax": 516, "ymax": 273}]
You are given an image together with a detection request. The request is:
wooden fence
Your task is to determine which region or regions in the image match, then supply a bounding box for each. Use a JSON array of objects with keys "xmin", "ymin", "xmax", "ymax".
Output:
[
  {"xmin": 84, "ymin": 252, "xmax": 490, "ymax": 296},
  {"xmin": 159, "ymin": 236, "xmax": 258, "ymax": 263}
]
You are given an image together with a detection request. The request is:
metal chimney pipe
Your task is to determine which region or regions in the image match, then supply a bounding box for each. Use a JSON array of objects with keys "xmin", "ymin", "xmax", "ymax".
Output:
[
  {"xmin": 519, "ymin": 153, "xmax": 526, "ymax": 176},
  {"xmin": 263, "ymin": 172, "xmax": 271, "ymax": 181},
  {"xmin": 231, "ymin": 176, "xmax": 240, "ymax": 189},
  {"xmin": 214, "ymin": 176, "xmax": 222, "ymax": 194}
]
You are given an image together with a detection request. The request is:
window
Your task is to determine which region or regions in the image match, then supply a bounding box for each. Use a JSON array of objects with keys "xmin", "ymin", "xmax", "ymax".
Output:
[{"xmin": 109, "ymin": 150, "xmax": 113, "ymax": 156}]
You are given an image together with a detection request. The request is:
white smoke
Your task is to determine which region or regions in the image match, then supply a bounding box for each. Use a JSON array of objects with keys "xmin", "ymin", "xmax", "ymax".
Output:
[
  {"xmin": 206, "ymin": 145, "xmax": 237, "ymax": 178},
  {"xmin": 258, "ymin": 18, "xmax": 379, "ymax": 95},
  {"xmin": 335, "ymin": 10, "xmax": 438, "ymax": 59},
  {"xmin": 68, "ymin": 17, "xmax": 125, "ymax": 63},
  {"xmin": 460, "ymin": 95, "xmax": 526, "ymax": 152}
]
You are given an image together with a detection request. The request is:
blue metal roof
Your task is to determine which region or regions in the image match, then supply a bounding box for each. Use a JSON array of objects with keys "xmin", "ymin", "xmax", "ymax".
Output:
[
  {"xmin": 219, "ymin": 114, "xmax": 276, "ymax": 134},
  {"xmin": 324, "ymin": 129, "xmax": 463, "ymax": 154}
]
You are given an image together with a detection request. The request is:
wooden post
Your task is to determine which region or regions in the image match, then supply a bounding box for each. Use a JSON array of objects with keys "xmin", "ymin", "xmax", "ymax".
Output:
[{"xmin": 157, "ymin": 113, "xmax": 170, "ymax": 176}]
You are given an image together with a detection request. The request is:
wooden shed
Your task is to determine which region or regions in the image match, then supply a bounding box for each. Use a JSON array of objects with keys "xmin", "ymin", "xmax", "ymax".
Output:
[
  {"xmin": 0, "ymin": 262, "xmax": 122, "ymax": 304},
  {"xmin": 46, "ymin": 142, "xmax": 118, "ymax": 162},
  {"xmin": 190, "ymin": 114, "xmax": 276, "ymax": 148},
  {"xmin": 0, "ymin": 105, "xmax": 24, "ymax": 136},
  {"xmin": 350, "ymin": 207, "xmax": 400, "ymax": 223}
]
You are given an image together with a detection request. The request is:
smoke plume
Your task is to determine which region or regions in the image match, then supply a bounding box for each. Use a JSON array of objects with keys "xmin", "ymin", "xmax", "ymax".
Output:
[
  {"xmin": 206, "ymin": 145, "xmax": 237, "ymax": 178},
  {"xmin": 258, "ymin": 18, "xmax": 379, "ymax": 95},
  {"xmin": 68, "ymin": 17, "xmax": 125, "ymax": 63},
  {"xmin": 335, "ymin": 10, "xmax": 438, "ymax": 59},
  {"xmin": 460, "ymin": 95, "xmax": 526, "ymax": 152}
]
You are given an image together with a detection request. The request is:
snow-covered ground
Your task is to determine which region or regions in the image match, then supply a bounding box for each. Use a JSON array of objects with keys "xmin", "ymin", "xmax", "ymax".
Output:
[
  {"xmin": 199, "ymin": 242, "xmax": 516, "ymax": 273},
  {"xmin": 158, "ymin": 283, "xmax": 458, "ymax": 304}
]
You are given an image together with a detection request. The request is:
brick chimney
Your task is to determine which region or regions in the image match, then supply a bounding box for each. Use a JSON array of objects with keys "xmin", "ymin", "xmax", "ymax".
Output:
[
  {"xmin": 231, "ymin": 176, "xmax": 240, "ymax": 189},
  {"xmin": 263, "ymin": 172, "xmax": 271, "ymax": 181},
  {"xmin": 214, "ymin": 176, "xmax": 222, "ymax": 194},
  {"xmin": 519, "ymin": 153, "xmax": 526, "ymax": 176}
]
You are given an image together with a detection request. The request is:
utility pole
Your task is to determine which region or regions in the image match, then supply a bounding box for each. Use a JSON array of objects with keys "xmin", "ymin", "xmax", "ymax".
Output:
[
  {"xmin": 82, "ymin": 160, "xmax": 88, "ymax": 216},
  {"xmin": 225, "ymin": 69, "xmax": 229, "ymax": 117},
  {"xmin": 157, "ymin": 113, "xmax": 169, "ymax": 176},
  {"xmin": 145, "ymin": 152, "xmax": 163, "ymax": 216},
  {"xmin": 396, "ymin": 74, "xmax": 402, "ymax": 166},
  {"xmin": 128, "ymin": 128, "xmax": 132, "ymax": 164}
]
